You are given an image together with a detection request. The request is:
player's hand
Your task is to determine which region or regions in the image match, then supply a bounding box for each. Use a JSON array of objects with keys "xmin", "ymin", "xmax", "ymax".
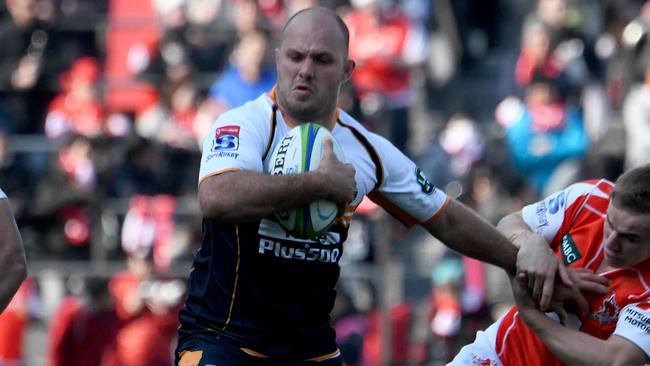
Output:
[
  {"xmin": 513, "ymin": 273, "xmax": 576, "ymax": 325},
  {"xmin": 317, "ymin": 138, "xmax": 355, "ymax": 209},
  {"xmin": 566, "ymin": 267, "xmax": 610, "ymax": 295},
  {"xmin": 516, "ymin": 231, "xmax": 572, "ymax": 311},
  {"xmin": 511, "ymin": 273, "xmax": 538, "ymax": 312}
]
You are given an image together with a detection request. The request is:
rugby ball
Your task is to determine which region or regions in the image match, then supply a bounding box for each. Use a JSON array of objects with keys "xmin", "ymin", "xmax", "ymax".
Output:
[{"xmin": 268, "ymin": 123, "xmax": 345, "ymax": 239}]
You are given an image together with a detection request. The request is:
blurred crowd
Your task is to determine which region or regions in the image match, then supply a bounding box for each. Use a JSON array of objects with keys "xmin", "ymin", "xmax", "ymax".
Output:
[{"xmin": 0, "ymin": 0, "xmax": 649, "ymax": 365}]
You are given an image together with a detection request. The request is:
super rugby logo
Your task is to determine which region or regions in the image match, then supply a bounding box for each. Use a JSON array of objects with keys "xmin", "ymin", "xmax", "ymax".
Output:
[{"xmin": 211, "ymin": 125, "xmax": 240, "ymax": 151}]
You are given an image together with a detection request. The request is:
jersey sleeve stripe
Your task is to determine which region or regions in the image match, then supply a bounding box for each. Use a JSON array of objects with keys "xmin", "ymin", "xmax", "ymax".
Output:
[
  {"xmin": 198, "ymin": 168, "xmax": 241, "ymax": 188},
  {"xmin": 421, "ymin": 197, "xmax": 451, "ymax": 226},
  {"xmin": 337, "ymin": 119, "xmax": 384, "ymax": 190},
  {"xmin": 367, "ymin": 191, "xmax": 418, "ymax": 227}
]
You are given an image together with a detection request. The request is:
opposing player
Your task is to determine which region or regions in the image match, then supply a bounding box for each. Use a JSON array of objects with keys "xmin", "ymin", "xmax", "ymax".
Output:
[
  {"xmin": 0, "ymin": 187, "xmax": 27, "ymax": 313},
  {"xmin": 450, "ymin": 164, "xmax": 650, "ymax": 366},
  {"xmin": 176, "ymin": 7, "xmax": 574, "ymax": 365}
]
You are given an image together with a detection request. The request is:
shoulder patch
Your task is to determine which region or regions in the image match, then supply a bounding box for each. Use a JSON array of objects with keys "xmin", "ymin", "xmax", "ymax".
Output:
[
  {"xmin": 415, "ymin": 168, "xmax": 434, "ymax": 195},
  {"xmin": 212, "ymin": 125, "xmax": 240, "ymax": 152}
]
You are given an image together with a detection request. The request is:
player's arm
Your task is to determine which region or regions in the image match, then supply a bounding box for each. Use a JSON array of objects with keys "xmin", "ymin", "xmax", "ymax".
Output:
[
  {"xmin": 513, "ymin": 274, "xmax": 649, "ymax": 366},
  {"xmin": 498, "ymin": 211, "xmax": 570, "ymax": 309},
  {"xmin": 0, "ymin": 194, "xmax": 27, "ymax": 312},
  {"xmin": 499, "ymin": 187, "xmax": 610, "ymax": 311},
  {"xmin": 423, "ymin": 199, "xmax": 518, "ymax": 275},
  {"xmin": 199, "ymin": 140, "xmax": 355, "ymax": 221}
]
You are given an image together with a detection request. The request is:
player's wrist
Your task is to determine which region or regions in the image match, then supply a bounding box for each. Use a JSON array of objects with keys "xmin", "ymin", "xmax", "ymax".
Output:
[{"xmin": 304, "ymin": 171, "xmax": 332, "ymax": 201}]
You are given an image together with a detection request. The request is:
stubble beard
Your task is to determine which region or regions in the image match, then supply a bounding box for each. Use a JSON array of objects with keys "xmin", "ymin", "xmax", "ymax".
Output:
[{"xmin": 278, "ymin": 88, "xmax": 322, "ymax": 122}]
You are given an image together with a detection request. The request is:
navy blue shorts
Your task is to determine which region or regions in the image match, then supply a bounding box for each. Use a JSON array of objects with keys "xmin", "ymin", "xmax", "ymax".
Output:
[{"xmin": 175, "ymin": 336, "xmax": 342, "ymax": 366}]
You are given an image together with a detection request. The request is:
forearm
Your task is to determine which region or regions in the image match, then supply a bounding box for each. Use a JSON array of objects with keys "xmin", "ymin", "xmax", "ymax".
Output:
[
  {"xmin": 425, "ymin": 200, "xmax": 517, "ymax": 275},
  {"xmin": 520, "ymin": 308, "xmax": 631, "ymax": 366},
  {"xmin": 0, "ymin": 200, "xmax": 27, "ymax": 312},
  {"xmin": 497, "ymin": 212, "xmax": 534, "ymax": 247},
  {"xmin": 199, "ymin": 171, "xmax": 330, "ymax": 221}
]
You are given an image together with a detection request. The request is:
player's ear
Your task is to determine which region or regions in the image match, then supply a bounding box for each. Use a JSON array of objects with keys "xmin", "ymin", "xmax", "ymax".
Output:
[{"xmin": 342, "ymin": 59, "xmax": 355, "ymax": 83}]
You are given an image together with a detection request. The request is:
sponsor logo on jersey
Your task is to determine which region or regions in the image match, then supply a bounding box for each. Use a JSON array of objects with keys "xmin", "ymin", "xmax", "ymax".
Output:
[
  {"xmin": 257, "ymin": 218, "xmax": 343, "ymax": 263},
  {"xmin": 258, "ymin": 238, "xmax": 342, "ymax": 263},
  {"xmin": 415, "ymin": 168, "xmax": 434, "ymax": 195},
  {"xmin": 548, "ymin": 192, "xmax": 565, "ymax": 214},
  {"xmin": 623, "ymin": 307, "xmax": 650, "ymax": 334},
  {"xmin": 271, "ymin": 135, "xmax": 294, "ymax": 175},
  {"xmin": 590, "ymin": 294, "xmax": 620, "ymax": 325},
  {"xmin": 205, "ymin": 151, "xmax": 240, "ymax": 162},
  {"xmin": 535, "ymin": 201, "xmax": 549, "ymax": 227},
  {"xmin": 211, "ymin": 125, "xmax": 240, "ymax": 151},
  {"xmin": 561, "ymin": 234, "xmax": 582, "ymax": 265}
]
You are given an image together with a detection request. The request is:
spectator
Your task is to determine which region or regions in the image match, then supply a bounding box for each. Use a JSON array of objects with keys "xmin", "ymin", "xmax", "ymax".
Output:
[
  {"xmin": 109, "ymin": 247, "xmax": 183, "ymax": 366},
  {"xmin": 32, "ymin": 135, "xmax": 97, "ymax": 259},
  {"xmin": 0, "ymin": 278, "xmax": 37, "ymax": 364},
  {"xmin": 136, "ymin": 80, "xmax": 200, "ymax": 150},
  {"xmin": 520, "ymin": 0, "xmax": 591, "ymax": 100},
  {"xmin": 496, "ymin": 77, "xmax": 589, "ymax": 196},
  {"xmin": 194, "ymin": 30, "xmax": 276, "ymax": 144},
  {"xmin": 622, "ymin": 60, "xmax": 650, "ymax": 170},
  {"xmin": 44, "ymin": 57, "xmax": 106, "ymax": 139},
  {"xmin": 48, "ymin": 276, "xmax": 119, "ymax": 366},
  {"xmin": 345, "ymin": 0, "xmax": 429, "ymax": 154},
  {"xmin": 113, "ymin": 137, "xmax": 172, "ymax": 197},
  {"xmin": 0, "ymin": 0, "xmax": 60, "ymax": 133}
]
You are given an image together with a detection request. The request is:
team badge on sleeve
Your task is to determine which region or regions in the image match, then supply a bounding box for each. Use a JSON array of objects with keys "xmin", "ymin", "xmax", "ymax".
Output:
[
  {"xmin": 212, "ymin": 125, "xmax": 240, "ymax": 152},
  {"xmin": 415, "ymin": 168, "xmax": 434, "ymax": 195}
]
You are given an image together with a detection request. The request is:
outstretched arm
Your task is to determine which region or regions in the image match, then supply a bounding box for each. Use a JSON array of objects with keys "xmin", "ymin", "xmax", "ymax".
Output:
[
  {"xmin": 513, "ymin": 273, "xmax": 648, "ymax": 366},
  {"xmin": 423, "ymin": 199, "xmax": 518, "ymax": 275},
  {"xmin": 199, "ymin": 139, "xmax": 355, "ymax": 221},
  {"xmin": 0, "ymin": 195, "xmax": 27, "ymax": 312}
]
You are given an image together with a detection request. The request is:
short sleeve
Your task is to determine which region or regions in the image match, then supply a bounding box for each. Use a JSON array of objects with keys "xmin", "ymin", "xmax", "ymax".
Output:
[
  {"xmin": 0, "ymin": 188, "xmax": 6, "ymax": 200},
  {"xmin": 198, "ymin": 99, "xmax": 272, "ymax": 184},
  {"xmin": 520, "ymin": 181, "xmax": 608, "ymax": 243},
  {"xmin": 613, "ymin": 303, "xmax": 650, "ymax": 358},
  {"xmin": 368, "ymin": 133, "xmax": 448, "ymax": 227}
]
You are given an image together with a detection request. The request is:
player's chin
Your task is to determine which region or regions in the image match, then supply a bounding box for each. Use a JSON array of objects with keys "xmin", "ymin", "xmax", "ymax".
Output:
[{"xmin": 605, "ymin": 255, "xmax": 628, "ymax": 268}]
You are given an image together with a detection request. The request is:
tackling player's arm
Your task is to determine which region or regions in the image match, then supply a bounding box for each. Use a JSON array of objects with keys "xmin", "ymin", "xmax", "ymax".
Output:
[
  {"xmin": 199, "ymin": 139, "xmax": 355, "ymax": 221},
  {"xmin": 0, "ymin": 194, "xmax": 27, "ymax": 312},
  {"xmin": 422, "ymin": 199, "xmax": 518, "ymax": 275},
  {"xmin": 513, "ymin": 274, "xmax": 648, "ymax": 366}
]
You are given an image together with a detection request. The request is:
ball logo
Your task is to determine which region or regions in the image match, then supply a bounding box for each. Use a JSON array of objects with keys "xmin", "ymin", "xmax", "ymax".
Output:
[{"xmin": 212, "ymin": 125, "xmax": 241, "ymax": 151}]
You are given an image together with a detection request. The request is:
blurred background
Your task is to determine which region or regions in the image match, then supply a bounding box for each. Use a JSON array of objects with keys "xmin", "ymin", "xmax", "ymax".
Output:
[{"xmin": 0, "ymin": 0, "xmax": 647, "ymax": 365}]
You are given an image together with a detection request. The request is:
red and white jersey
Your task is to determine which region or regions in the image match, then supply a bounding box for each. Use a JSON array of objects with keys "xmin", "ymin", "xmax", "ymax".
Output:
[{"xmin": 495, "ymin": 179, "xmax": 650, "ymax": 365}]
